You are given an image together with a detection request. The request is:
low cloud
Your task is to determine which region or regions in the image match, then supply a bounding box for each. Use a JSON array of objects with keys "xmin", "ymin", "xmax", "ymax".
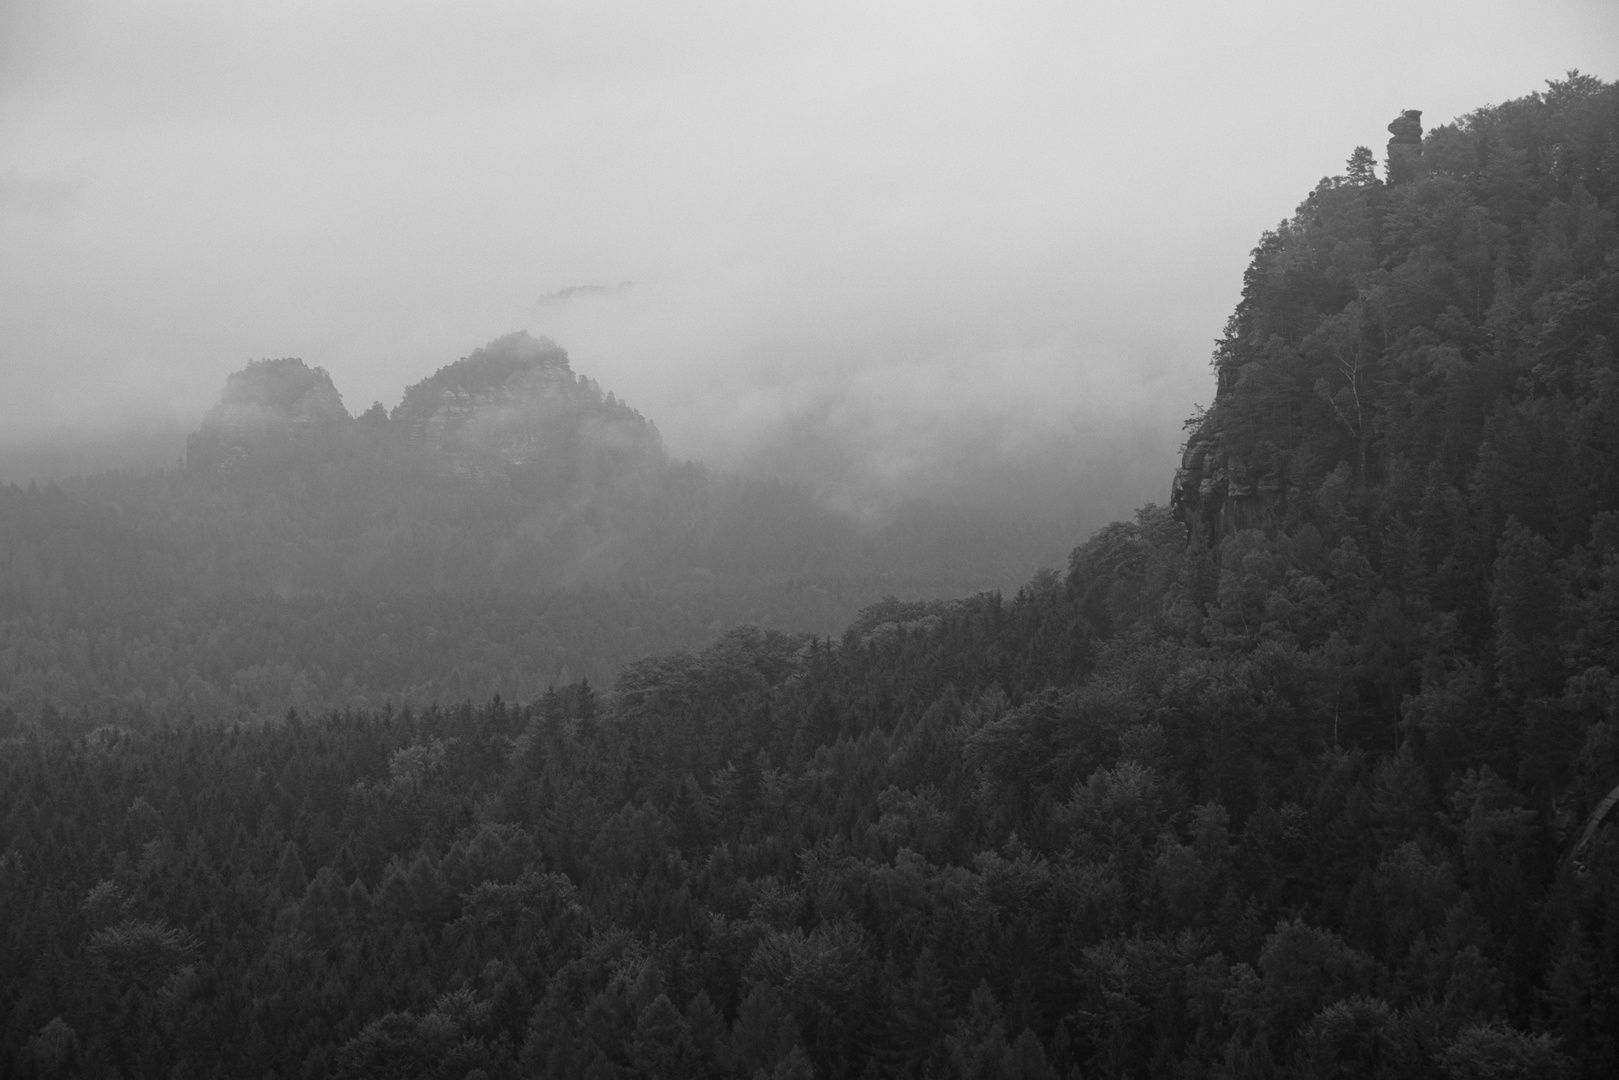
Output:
[
  {"xmin": 533, "ymin": 283, "xmax": 637, "ymax": 310},
  {"xmin": 519, "ymin": 248, "xmax": 1205, "ymax": 533},
  {"xmin": 0, "ymin": 2, "xmax": 1611, "ymax": 521}
]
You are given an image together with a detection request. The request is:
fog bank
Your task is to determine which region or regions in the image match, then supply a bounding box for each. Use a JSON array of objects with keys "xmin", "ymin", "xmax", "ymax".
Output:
[{"xmin": 2, "ymin": 1, "xmax": 1613, "ymax": 515}]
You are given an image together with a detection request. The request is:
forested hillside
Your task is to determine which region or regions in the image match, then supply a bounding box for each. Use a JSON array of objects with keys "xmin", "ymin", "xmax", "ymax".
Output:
[
  {"xmin": 4, "ymin": 74, "xmax": 1619, "ymax": 1078},
  {"xmin": 0, "ymin": 335, "xmax": 1075, "ymax": 728}
]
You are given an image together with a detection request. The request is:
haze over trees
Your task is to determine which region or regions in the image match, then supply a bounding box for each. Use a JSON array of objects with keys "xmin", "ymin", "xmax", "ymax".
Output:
[
  {"xmin": 0, "ymin": 333, "xmax": 1075, "ymax": 729},
  {"xmin": 3, "ymin": 73, "xmax": 1619, "ymax": 1078}
]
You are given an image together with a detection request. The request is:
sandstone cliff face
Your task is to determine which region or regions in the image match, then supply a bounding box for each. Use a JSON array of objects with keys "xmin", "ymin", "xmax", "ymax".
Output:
[
  {"xmin": 1171, "ymin": 422, "xmax": 1286, "ymax": 543},
  {"xmin": 1385, "ymin": 109, "xmax": 1423, "ymax": 185}
]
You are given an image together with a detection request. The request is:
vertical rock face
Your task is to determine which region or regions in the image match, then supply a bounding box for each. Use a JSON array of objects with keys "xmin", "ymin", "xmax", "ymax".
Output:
[
  {"xmin": 1385, "ymin": 109, "xmax": 1423, "ymax": 185},
  {"xmin": 1171, "ymin": 424, "xmax": 1285, "ymax": 543}
]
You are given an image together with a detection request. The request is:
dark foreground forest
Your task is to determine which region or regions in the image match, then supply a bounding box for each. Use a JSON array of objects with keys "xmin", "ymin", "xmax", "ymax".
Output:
[{"xmin": 5, "ymin": 74, "xmax": 1619, "ymax": 1078}]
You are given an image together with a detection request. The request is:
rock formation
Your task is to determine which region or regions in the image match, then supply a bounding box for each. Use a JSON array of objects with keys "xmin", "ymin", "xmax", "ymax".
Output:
[
  {"xmin": 1385, "ymin": 109, "xmax": 1423, "ymax": 185},
  {"xmin": 389, "ymin": 331, "xmax": 662, "ymax": 482},
  {"xmin": 186, "ymin": 332, "xmax": 663, "ymax": 489},
  {"xmin": 1170, "ymin": 424, "xmax": 1285, "ymax": 544},
  {"xmin": 1173, "ymin": 107, "xmax": 1428, "ymax": 542},
  {"xmin": 186, "ymin": 358, "xmax": 349, "ymax": 471},
  {"xmin": 391, "ymin": 331, "xmax": 577, "ymax": 473}
]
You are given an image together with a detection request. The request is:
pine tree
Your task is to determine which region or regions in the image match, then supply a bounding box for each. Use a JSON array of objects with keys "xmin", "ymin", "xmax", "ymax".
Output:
[{"xmin": 1345, "ymin": 146, "xmax": 1379, "ymax": 186}]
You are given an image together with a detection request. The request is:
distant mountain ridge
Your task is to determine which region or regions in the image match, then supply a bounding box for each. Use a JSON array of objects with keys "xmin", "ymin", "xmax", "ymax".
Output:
[
  {"xmin": 186, "ymin": 331, "xmax": 663, "ymax": 488},
  {"xmin": 0, "ymin": 331, "xmax": 1081, "ymax": 723}
]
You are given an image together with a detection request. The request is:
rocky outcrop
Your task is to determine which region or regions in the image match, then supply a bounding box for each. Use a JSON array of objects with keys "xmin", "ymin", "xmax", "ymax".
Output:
[
  {"xmin": 1385, "ymin": 109, "xmax": 1423, "ymax": 185},
  {"xmin": 186, "ymin": 358, "xmax": 349, "ymax": 471},
  {"xmin": 1172, "ymin": 107, "xmax": 1428, "ymax": 543},
  {"xmin": 391, "ymin": 331, "xmax": 578, "ymax": 474},
  {"xmin": 185, "ymin": 332, "xmax": 663, "ymax": 489},
  {"xmin": 1171, "ymin": 423, "xmax": 1285, "ymax": 543}
]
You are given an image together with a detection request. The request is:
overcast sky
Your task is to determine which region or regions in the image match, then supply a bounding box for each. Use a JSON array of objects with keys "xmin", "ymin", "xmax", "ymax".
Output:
[{"xmin": 2, "ymin": 1, "xmax": 1615, "ymax": 515}]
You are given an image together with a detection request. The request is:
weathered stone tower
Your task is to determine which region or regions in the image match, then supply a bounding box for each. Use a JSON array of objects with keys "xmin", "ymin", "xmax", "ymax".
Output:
[{"xmin": 1385, "ymin": 109, "xmax": 1423, "ymax": 184}]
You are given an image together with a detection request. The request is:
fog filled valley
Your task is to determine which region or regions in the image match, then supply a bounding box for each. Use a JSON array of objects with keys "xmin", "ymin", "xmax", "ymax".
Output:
[
  {"xmin": 5, "ymin": 68, "xmax": 1619, "ymax": 1080},
  {"xmin": 0, "ymin": 330, "xmax": 1088, "ymax": 729}
]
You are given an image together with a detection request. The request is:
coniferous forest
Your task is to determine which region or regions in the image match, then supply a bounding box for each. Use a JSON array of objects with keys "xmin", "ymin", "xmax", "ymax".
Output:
[{"xmin": 4, "ymin": 74, "xmax": 1619, "ymax": 1078}]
